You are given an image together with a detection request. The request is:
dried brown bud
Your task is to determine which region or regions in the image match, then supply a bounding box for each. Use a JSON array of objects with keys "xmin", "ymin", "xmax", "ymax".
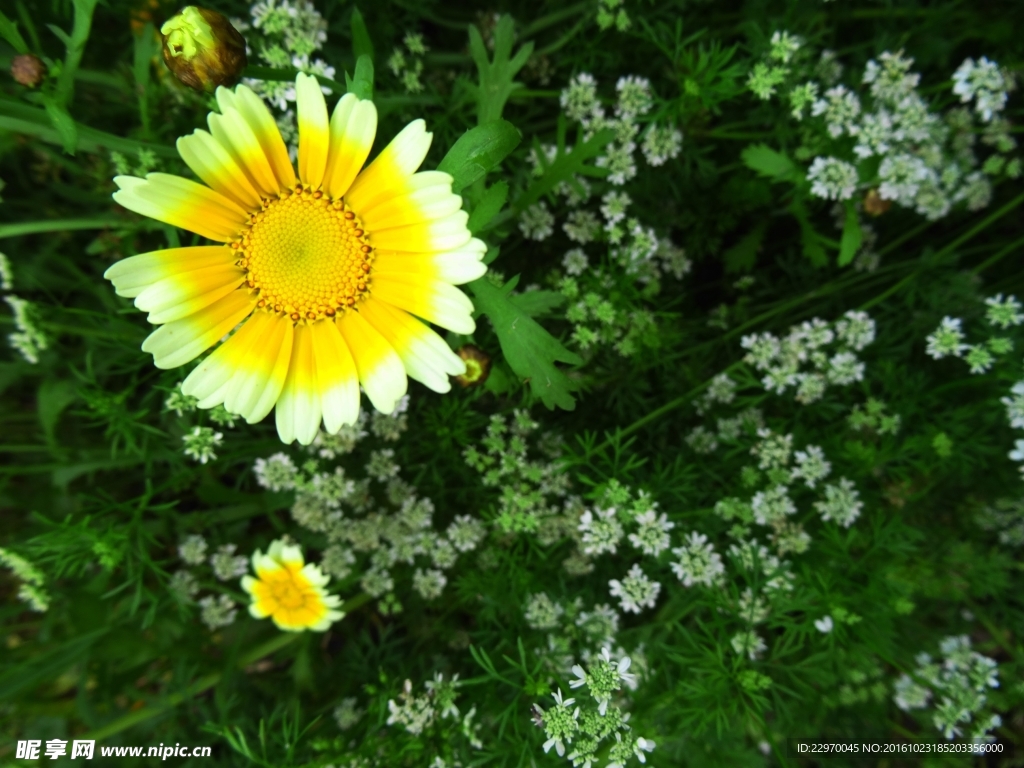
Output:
[
  {"xmin": 454, "ymin": 345, "xmax": 491, "ymax": 388},
  {"xmin": 863, "ymin": 188, "xmax": 891, "ymax": 217},
  {"xmin": 160, "ymin": 6, "xmax": 247, "ymax": 93},
  {"xmin": 10, "ymin": 54, "xmax": 46, "ymax": 88}
]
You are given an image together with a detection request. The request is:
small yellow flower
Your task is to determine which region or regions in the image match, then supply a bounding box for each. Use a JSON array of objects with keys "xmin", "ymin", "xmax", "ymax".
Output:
[{"xmin": 241, "ymin": 539, "xmax": 343, "ymax": 632}]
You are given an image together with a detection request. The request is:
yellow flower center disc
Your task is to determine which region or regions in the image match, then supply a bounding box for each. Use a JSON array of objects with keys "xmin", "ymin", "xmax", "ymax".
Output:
[
  {"xmin": 268, "ymin": 577, "xmax": 311, "ymax": 609},
  {"xmin": 234, "ymin": 184, "xmax": 373, "ymax": 322}
]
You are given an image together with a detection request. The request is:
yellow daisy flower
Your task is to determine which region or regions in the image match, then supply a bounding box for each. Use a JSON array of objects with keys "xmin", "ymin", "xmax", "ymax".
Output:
[
  {"xmin": 105, "ymin": 74, "xmax": 485, "ymax": 444},
  {"xmin": 241, "ymin": 538, "xmax": 343, "ymax": 632}
]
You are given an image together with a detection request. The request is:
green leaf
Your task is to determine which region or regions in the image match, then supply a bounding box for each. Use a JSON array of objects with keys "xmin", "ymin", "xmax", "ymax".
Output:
[
  {"xmin": 52, "ymin": 0, "xmax": 99, "ymax": 108},
  {"xmin": 0, "ymin": 10, "xmax": 29, "ymax": 54},
  {"xmin": 132, "ymin": 22, "xmax": 157, "ymax": 91},
  {"xmin": 515, "ymin": 119, "xmax": 613, "ymax": 212},
  {"xmin": 37, "ymin": 378, "xmax": 78, "ymax": 449},
  {"xmin": 0, "ymin": 628, "xmax": 108, "ymax": 701},
  {"xmin": 42, "ymin": 96, "xmax": 78, "ymax": 154},
  {"xmin": 350, "ymin": 7, "xmax": 374, "ymax": 61},
  {"xmin": 723, "ymin": 220, "xmax": 767, "ymax": 273},
  {"xmin": 838, "ymin": 200, "xmax": 863, "ymax": 267},
  {"xmin": 345, "ymin": 54, "xmax": 374, "ymax": 101},
  {"xmin": 741, "ymin": 143, "xmax": 798, "ymax": 182},
  {"xmin": 437, "ymin": 121, "xmax": 521, "ymax": 193},
  {"xmin": 790, "ymin": 199, "xmax": 829, "ymax": 267},
  {"xmin": 508, "ymin": 290, "xmax": 565, "ymax": 318},
  {"xmin": 469, "ymin": 277, "xmax": 581, "ymax": 411},
  {"xmin": 467, "ymin": 181, "xmax": 509, "ymax": 233},
  {"xmin": 467, "ymin": 15, "xmax": 534, "ymax": 125},
  {"xmin": 483, "ymin": 362, "xmax": 512, "ymax": 394},
  {"xmin": 46, "ymin": 22, "xmax": 73, "ymax": 48}
]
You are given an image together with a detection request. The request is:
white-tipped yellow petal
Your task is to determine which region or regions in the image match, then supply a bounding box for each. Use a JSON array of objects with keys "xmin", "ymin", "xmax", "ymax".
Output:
[
  {"xmin": 361, "ymin": 300, "xmax": 466, "ymax": 393},
  {"xmin": 373, "ymin": 237, "xmax": 488, "ymax": 285},
  {"xmin": 224, "ymin": 313, "xmax": 293, "ymax": 422},
  {"xmin": 361, "ymin": 187, "xmax": 464, "ymax": 231},
  {"xmin": 371, "ymin": 274, "xmax": 476, "ymax": 334},
  {"xmin": 369, "ymin": 210, "xmax": 472, "ymax": 253},
  {"xmin": 234, "ymin": 84, "xmax": 297, "ymax": 190},
  {"xmin": 141, "ymin": 289, "xmax": 256, "ymax": 369},
  {"xmin": 104, "ymin": 246, "xmax": 234, "ymax": 298},
  {"xmin": 275, "ymin": 322, "xmax": 321, "ymax": 445},
  {"xmin": 344, "ymin": 119, "xmax": 432, "ymax": 206},
  {"xmin": 346, "ymin": 170, "xmax": 453, "ymax": 219},
  {"xmin": 246, "ymin": 321, "xmax": 295, "ymax": 423},
  {"xmin": 208, "ymin": 106, "xmax": 282, "ymax": 198},
  {"xmin": 309, "ymin": 318, "xmax": 360, "ymax": 433},
  {"xmin": 182, "ymin": 315, "xmax": 262, "ymax": 402},
  {"xmin": 176, "ymin": 129, "xmax": 263, "ymax": 210},
  {"xmin": 326, "ymin": 94, "xmax": 377, "ymax": 199},
  {"xmin": 337, "ymin": 308, "xmax": 407, "ymax": 414},
  {"xmin": 113, "ymin": 174, "xmax": 248, "ymax": 242},
  {"xmin": 134, "ymin": 262, "xmax": 247, "ymax": 324},
  {"xmin": 296, "ymin": 72, "xmax": 330, "ymax": 190}
]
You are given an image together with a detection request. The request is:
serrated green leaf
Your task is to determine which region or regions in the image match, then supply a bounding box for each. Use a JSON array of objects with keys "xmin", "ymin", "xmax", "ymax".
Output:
[
  {"xmin": 437, "ymin": 121, "xmax": 521, "ymax": 193},
  {"xmin": 838, "ymin": 200, "xmax": 863, "ymax": 267},
  {"xmin": 467, "ymin": 15, "xmax": 534, "ymax": 125},
  {"xmin": 508, "ymin": 290, "xmax": 565, "ymax": 318},
  {"xmin": 741, "ymin": 143, "xmax": 798, "ymax": 182},
  {"xmin": 350, "ymin": 7, "xmax": 374, "ymax": 61},
  {"xmin": 467, "ymin": 181, "xmax": 509, "ymax": 233},
  {"xmin": 0, "ymin": 10, "xmax": 29, "ymax": 54},
  {"xmin": 469, "ymin": 278, "xmax": 582, "ymax": 411},
  {"xmin": 345, "ymin": 54, "xmax": 374, "ymax": 101}
]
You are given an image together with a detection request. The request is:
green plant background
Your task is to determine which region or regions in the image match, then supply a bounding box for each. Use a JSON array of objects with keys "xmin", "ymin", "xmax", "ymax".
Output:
[{"xmin": 1, "ymin": 0, "xmax": 1023, "ymax": 765}]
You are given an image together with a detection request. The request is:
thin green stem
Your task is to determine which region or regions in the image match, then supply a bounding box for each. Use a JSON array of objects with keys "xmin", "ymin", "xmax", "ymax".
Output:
[
  {"xmin": 971, "ymin": 233, "xmax": 1024, "ymax": 275},
  {"xmin": 0, "ymin": 218, "xmax": 123, "ymax": 239},
  {"xmin": 0, "ymin": 99, "xmax": 178, "ymax": 159},
  {"xmin": 521, "ymin": 2, "xmax": 592, "ymax": 36},
  {"xmin": 54, "ymin": 0, "xmax": 99, "ymax": 108}
]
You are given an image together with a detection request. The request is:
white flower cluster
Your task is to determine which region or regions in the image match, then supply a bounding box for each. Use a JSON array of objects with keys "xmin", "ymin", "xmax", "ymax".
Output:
[
  {"xmin": 765, "ymin": 46, "xmax": 1021, "ymax": 218},
  {"xmin": 533, "ymin": 650, "xmax": 654, "ymax": 767},
  {"xmin": 4, "ymin": 291, "xmax": 49, "ymax": 364},
  {"xmin": 926, "ymin": 295, "xmax": 1022, "ymax": 380},
  {"xmin": 740, "ymin": 311, "xmax": 875, "ymax": 402},
  {"xmin": 250, "ymin": 414, "xmax": 487, "ymax": 612},
  {"xmin": 0, "ymin": 547, "xmax": 50, "ymax": 612},
  {"xmin": 172, "ymin": 533, "xmax": 242, "ymax": 627},
  {"xmin": 387, "ymin": 32, "xmax": 429, "ymax": 94},
  {"xmin": 464, "ymin": 410, "xmax": 572, "ymax": 536},
  {"xmin": 560, "ymin": 72, "xmax": 682, "ymax": 183},
  {"xmin": 953, "ymin": 57, "xmax": 1015, "ymax": 122},
  {"xmin": 523, "ymin": 591, "xmax": 624, "ymax": 678},
  {"xmin": 566, "ymin": 483, "xmax": 671, "ymax": 612},
  {"xmin": 893, "ymin": 636, "xmax": 1001, "ymax": 745},
  {"xmin": 386, "ymin": 674, "xmax": 465, "ymax": 736}
]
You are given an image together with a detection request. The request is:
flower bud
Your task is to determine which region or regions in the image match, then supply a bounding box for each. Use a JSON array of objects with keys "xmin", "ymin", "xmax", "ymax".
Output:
[
  {"xmin": 10, "ymin": 54, "xmax": 46, "ymax": 88},
  {"xmin": 863, "ymin": 188, "xmax": 891, "ymax": 217},
  {"xmin": 160, "ymin": 6, "xmax": 247, "ymax": 93},
  {"xmin": 455, "ymin": 345, "xmax": 492, "ymax": 388}
]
